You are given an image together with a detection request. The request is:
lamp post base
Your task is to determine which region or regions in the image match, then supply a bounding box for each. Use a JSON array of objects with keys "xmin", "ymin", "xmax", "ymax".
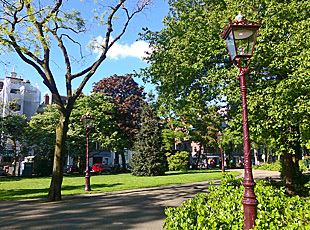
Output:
[
  {"xmin": 221, "ymin": 143, "xmax": 225, "ymax": 173},
  {"xmin": 242, "ymin": 198, "xmax": 258, "ymax": 229},
  {"xmin": 85, "ymin": 173, "xmax": 91, "ymax": 191}
]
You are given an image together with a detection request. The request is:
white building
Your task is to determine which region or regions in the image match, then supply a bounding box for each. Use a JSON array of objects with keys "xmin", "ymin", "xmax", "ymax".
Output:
[{"xmin": 0, "ymin": 69, "xmax": 41, "ymax": 119}]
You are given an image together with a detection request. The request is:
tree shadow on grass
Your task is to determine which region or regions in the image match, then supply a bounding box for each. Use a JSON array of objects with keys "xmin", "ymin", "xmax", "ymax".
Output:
[
  {"xmin": 91, "ymin": 182, "xmax": 123, "ymax": 189},
  {"xmin": 0, "ymin": 176, "xmax": 29, "ymax": 182},
  {"xmin": 61, "ymin": 183, "xmax": 124, "ymax": 191},
  {"xmin": 165, "ymin": 169, "xmax": 222, "ymax": 176},
  {"xmin": 0, "ymin": 183, "xmax": 124, "ymax": 201},
  {"xmin": 0, "ymin": 188, "xmax": 49, "ymax": 201}
]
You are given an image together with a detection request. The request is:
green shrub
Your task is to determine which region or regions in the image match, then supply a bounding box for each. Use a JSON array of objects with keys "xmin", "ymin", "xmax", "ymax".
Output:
[
  {"xmin": 164, "ymin": 173, "xmax": 310, "ymax": 229},
  {"xmin": 33, "ymin": 157, "xmax": 53, "ymax": 176},
  {"xmin": 299, "ymin": 159, "xmax": 308, "ymax": 172},
  {"xmin": 253, "ymin": 161, "xmax": 281, "ymax": 171},
  {"xmin": 166, "ymin": 151, "xmax": 189, "ymax": 171},
  {"xmin": 305, "ymin": 177, "xmax": 310, "ymax": 190}
]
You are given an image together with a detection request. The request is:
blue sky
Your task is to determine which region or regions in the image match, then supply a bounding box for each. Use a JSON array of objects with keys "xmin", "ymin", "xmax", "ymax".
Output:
[{"xmin": 1, "ymin": 0, "xmax": 169, "ymax": 100}]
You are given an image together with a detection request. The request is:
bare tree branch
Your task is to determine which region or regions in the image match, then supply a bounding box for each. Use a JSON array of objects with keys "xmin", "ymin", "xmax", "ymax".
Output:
[
  {"xmin": 51, "ymin": 29, "xmax": 73, "ymax": 97},
  {"xmin": 8, "ymin": 35, "xmax": 51, "ymax": 89},
  {"xmin": 61, "ymin": 34, "xmax": 84, "ymax": 58},
  {"xmin": 23, "ymin": 1, "xmax": 64, "ymax": 107},
  {"xmin": 72, "ymin": 0, "xmax": 126, "ymax": 96}
]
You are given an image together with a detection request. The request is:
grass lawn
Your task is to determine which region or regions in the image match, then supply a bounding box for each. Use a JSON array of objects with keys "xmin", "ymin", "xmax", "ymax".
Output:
[{"xmin": 0, "ymin": 169, "xmax": 240, "ymax": 201}]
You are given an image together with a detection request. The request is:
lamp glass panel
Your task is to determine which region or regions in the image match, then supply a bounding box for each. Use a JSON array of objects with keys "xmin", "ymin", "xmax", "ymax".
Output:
[
  {"xmin": 87, "ymin": 118, "xmax": 94, "ymax": 128},
  {"xmin": 225, "ymin": 31, "xmax": 236, "ymax": 60},
  {"xmin": 233, "ymin": 29, "xmax": 256, "ymax": 56},
  {"xmin": 82, "ymin": 118, "xmax": 87, "ymax": 127},
  {"xmin": 82, "ymin": 117, "xmax": 94, "ymax": 128}
]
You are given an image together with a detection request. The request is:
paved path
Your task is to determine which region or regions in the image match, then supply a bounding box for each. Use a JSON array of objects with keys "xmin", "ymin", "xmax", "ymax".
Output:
[{"xmin": 0, "ymin": 170, "xmax": 280, "ymax": 230}]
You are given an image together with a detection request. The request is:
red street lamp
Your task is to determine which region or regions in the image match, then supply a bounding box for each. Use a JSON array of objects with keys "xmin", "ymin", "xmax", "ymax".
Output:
[
  {"xmin": 221, "ymin": 12, "xmax": 261, "ymax": 229},
  {"xmin": 216, "ymin": 131, "xmax": 225, "ymax": 173},
  {"xmin": 81, "ymin": 112, "xmax": 95, "ymax": 192}
]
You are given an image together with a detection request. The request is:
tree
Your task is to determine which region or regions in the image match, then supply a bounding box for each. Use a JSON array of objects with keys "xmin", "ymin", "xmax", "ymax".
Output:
[
  {"xmin": 138, "ymin": 0, "xmax": 226, "ymax": 116},
  {"xmin": 189, "ymin": 105, "xmax": 221, "ymax": 168},
  {"xmin": 162, "ymin": 118, "xmax": 191, "ymax": 151},
  {"xmin": 0, "ymin": 117, "xmax": 6, "ymax": 154},
  {"xmin": 0, "ymin": 0, "xmax": 150, "ymax": 201},
  {"xmin": 29, "ymin": 94, "xmax": 116, "ymax": 174},
  {"xmin": 68, "ymin": 93, "xmax": 116, "ymax": 169},
  {"xmin": 2, "ymin": 114, "xmax": 29, "ymax": 176},
  {"xmin": 130, "ymin": 94, "xmax": 165, "ymax": 176},
  {"xmin": 161, "ymin": 106, "xmax": 220, "ymax": 169},
  {"xmin": 138, "ymin": 0, "xmax": 310, "ymax": 194},
  {"xmin": 92, "ymin": 75, "xmax": 146, "ymax": 172},
  {"xmin": 28, "ymin": 105, "xmax": 59, "ymax": 176}
]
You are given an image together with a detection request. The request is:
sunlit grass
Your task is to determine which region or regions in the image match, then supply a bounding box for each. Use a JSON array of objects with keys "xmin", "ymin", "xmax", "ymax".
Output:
[{"xmin": 0, "ymin": 170, "xmax": 240, "ymax": 201}]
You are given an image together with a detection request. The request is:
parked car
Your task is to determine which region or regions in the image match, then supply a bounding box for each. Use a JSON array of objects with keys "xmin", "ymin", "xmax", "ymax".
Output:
[
  {"xmin": 63, "ymin": 165, "xmax": 79, "ymax": 174},
  {"xmin": 92, "ymin": 163, "xmax": 111, "ymax": 173}
]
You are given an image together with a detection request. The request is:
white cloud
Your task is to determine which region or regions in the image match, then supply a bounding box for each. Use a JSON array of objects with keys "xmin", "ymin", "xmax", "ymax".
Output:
[{"xmin": 92, "ymin": 36, "xmax": 151, "ymax": 60}]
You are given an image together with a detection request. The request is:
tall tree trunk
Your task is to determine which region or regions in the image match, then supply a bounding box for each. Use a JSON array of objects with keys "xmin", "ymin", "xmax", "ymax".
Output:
[
  {"xmin": 78, "ymin": 155, "xmax": 83, "ymax": 174},
  {"xmin": 266, "ymin": 148, "xmax": 270, "ymax": 163},
  {"xmin": 47, "ymin": 112, "xmax": 70, "ymax": 201},
  {"xmin": 17, "ymin": 153, "xmax": 21, "ymax": 177},
  {"xmin": 281, "ymin": 126, "xmax": 302, "ymax": 196},
  {"xmin": 195, "ymin": 146, "xmax": 201, "ymax": 169},
  {"xmin": 253, "ymin": 143, "xmax": 258, "ymax": 165},
  {"xmin": 13, "ymin": 140, "xmax": 17, "ymax": 176},
  {"xmin": 121, "ymin": 152, "xmax": 126, "ymax": 173},
  {"xmin": 282, "ymin": 151, "xmax": 295, "ymax": 195},
  {"xmin": 281, "ymin": 151, "xmax": 301, "ymax": 195},
  {"xmin": 114, "ymin": 152, "xmax": 119, "ymax": 165}
]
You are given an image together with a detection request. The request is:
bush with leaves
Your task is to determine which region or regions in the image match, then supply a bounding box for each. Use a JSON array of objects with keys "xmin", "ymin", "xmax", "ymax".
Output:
[
  {"xmin": 166, "ymin": 151, "xmax": 189, "ymax": 171},
  {"xmin": 252, "ymin": 161, "xmax": 281, "ymax": 171},
  {"xmin": 164, "ymin": 174, "xmax": 310, "ymax": 229},
  {"xmin": 33, "ymin": 157, "xmax": 53, "ymax": 177},
  {"xmin": 299, "ymin": 158, "xmax": 309, "ymax": 172}
]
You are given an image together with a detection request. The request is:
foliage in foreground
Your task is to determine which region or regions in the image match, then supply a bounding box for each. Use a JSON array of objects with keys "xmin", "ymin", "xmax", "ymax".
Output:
[
  {"xmin": 164, "ymin": 174, "xmax": 310, "ymax": 230},
  {"xmin": 252, "ymin": 161, "xmax": 281, "ymax": 171},
  {"xmin": 253, "ymin": 160, "xmax": 309, "ymax": 173},
  {"xmin": 252, "ymin": 161, "xmax": 309, "ymax": 196}
]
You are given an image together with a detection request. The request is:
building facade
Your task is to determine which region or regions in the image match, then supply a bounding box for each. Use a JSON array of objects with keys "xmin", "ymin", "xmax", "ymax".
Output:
[
  {"xmin": 0, "ymin": 69, "xmax": 41, "ymax": 171},
  {"xmin": 0, "ymin": 69, "xmax": 41, "ymax": 119}
]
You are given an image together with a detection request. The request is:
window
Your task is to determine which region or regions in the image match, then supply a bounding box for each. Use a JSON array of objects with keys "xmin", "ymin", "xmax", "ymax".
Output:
[{"xmin": 10, "ymin": 89, "xmax": 20, "ymax": 94}]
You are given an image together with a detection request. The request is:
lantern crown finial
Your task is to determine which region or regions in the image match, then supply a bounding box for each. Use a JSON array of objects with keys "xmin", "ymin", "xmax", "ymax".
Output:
[
  {"xmin": 81, "ymin": 112, "xmax": 95, "ymax": 130},
  {"xmin": 221, "ymin": 13, "xmax": 261, "ymax": 61},
  {"xmin": 235, "ymin": 11, "xmax": 245, "ymax": 22}
]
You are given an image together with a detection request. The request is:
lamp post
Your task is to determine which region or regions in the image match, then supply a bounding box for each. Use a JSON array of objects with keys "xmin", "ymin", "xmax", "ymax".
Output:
[
  {"xmin": 221, "ymin": 12, "xmax": 261, "ymax": 229},
  {"xmin": 81, "ymin": 112, "xmax": 95, "ymax": 192},
  {"xmin": 217, "ymin": 131, "xmax": 225, "ymax": 173}
]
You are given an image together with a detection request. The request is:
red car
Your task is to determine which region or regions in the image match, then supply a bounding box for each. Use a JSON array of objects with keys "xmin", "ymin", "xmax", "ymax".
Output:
[{"xmin": 92, "ymin": 163, "xmax": 111, "ymax": 173}]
